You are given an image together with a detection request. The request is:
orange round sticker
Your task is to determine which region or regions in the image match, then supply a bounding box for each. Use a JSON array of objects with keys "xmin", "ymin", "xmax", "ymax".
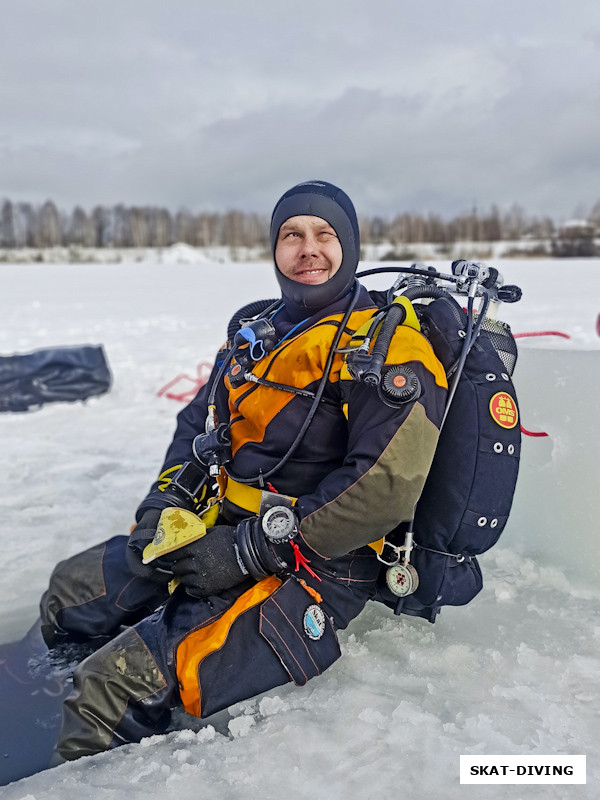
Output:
[{"xmin": 489, "ymin": 392, "xmax": 518, "ymax": 429}]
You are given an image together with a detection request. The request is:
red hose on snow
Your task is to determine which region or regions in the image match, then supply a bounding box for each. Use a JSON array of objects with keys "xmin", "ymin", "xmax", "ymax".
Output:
[
  {"xmin": 514, "ymin": 331, "xmax": 570, "ymax": 339},
  {"xmin": 520, "ymin": 425, "xmax": 548, "ymax": 438}
]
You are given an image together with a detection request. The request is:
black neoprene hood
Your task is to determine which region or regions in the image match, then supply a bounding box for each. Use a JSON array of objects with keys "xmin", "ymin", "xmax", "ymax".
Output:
[{"xmin": 270, "ymin": 180, "xmax": 360, "ymax": 313}]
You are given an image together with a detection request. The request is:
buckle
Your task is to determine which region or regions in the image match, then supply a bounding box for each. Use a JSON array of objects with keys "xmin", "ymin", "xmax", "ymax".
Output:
[{"xmin": 376, "ymin": 541, "xmax": 403, "ymax": 567}]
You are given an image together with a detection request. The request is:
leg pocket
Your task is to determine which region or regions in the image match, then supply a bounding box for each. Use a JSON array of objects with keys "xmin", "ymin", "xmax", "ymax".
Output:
[{"xmin": 259, "ymin": 578, "xmax": 341, "ymax": 686}]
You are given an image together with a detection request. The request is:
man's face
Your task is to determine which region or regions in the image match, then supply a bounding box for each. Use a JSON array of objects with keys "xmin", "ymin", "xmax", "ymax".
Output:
[{"xmin": 275, "ymin": 215, "xmax": 343, "ymax": 285}]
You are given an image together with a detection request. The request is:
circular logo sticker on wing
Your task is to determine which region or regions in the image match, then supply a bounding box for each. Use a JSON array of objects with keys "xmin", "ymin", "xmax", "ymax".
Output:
[{"xmin": 489, "ymin": 391, "xmax": 518, "ymax": 429}]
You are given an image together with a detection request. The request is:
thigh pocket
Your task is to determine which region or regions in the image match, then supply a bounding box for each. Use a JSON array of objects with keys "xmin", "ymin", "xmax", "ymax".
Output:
[{"xmin": 259, "ymin": 578, "xmax": 341, "ymax": 686}]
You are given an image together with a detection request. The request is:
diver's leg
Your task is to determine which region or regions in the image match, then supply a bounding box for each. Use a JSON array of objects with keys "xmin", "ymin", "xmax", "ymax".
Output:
[
  {"xmin": 57, "ymin": 556, "xmax": 378, "ymax": 761},
  {"xmin": 40, "ymin": 536, "xmax": 169, "ymax": 646},
  {"xmin": 56, "ymin": 580, "xmax": 265, "ymax": 759}
]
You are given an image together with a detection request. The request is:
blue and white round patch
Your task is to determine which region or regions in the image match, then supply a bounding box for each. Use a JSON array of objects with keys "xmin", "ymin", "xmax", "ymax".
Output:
[{"xmin": 303, "ymin": 604, "xmax": 326, "ymax": 641}]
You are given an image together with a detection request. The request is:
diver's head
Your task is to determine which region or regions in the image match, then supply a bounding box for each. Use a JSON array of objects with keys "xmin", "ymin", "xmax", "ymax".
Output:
[{"xmin": 270, "ymin": 180, "xmax": 360, "ymax": 313}]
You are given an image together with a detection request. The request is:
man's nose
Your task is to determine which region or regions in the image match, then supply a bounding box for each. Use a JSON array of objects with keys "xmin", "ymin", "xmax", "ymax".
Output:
[{"xmin": 300, "ymin": 234, "xmax": 319, "ymax": 257}]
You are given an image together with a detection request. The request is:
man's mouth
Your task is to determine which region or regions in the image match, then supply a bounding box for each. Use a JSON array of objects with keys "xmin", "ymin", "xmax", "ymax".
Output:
[{"xmin": 293, "ymin": 266, "xmax": 329, "ymax": 284}]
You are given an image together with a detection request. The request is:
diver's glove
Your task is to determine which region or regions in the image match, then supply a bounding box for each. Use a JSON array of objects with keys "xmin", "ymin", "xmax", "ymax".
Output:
[
  {"xmin": 126, "ymin": 509, "xmax": 172, "ymax": 582},
  {"xmin": 154, "ymin": 512, "xmax": 296, "ymax": 598}
]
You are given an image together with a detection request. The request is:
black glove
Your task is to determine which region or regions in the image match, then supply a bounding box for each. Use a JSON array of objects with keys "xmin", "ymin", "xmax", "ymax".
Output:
[
  {"xmin": 153, "ymin": 518, "xmax": 290, "ymax": 598},
  {"xmin": 126, "ymin": 508, "xmax": 172, "ymax": 582}
]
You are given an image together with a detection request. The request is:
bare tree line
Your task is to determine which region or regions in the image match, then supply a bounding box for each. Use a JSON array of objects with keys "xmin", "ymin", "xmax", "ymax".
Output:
[
  {"xmin": 0, "ymin": 201, "xmax": 269, "ymax": 250},
  {"xmin": 1, "ymin": 198, "xmax": 600, "ymax": 250}
]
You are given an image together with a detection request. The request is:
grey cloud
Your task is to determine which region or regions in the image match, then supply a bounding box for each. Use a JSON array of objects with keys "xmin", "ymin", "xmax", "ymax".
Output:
[{"xmin": 1, "ymin": 0, "xmax": 600, "ymax": 218}]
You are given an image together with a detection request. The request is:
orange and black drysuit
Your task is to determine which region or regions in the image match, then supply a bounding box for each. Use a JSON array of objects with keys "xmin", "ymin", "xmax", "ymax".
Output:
[{"xmin": 45, "ymin": 283, "xmax": 447, "ymax": 759}]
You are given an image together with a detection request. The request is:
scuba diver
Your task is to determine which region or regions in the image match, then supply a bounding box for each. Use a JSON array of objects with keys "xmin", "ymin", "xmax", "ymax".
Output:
[{"xmin": 40, "ymin": 179, "xmax": 451, "ymax": 759}]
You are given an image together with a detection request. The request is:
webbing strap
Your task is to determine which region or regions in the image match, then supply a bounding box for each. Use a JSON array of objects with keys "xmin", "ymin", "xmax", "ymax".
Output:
[{"xmin": 224, "ymin": 476, "xmax": 297, "ymax": 515}]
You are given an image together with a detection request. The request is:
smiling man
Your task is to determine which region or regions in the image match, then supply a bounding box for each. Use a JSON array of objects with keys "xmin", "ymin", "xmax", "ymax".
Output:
[
  {"xmin": 268, "ymin": 181, "xmax": 361, "ymax": 319},
  {"xmin": 41, "ymin": 180, "xmax": 448, "ymax": 761}
]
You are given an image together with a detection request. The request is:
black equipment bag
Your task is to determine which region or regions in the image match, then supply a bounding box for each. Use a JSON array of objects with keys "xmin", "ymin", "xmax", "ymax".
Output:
[
  {"xmin": 376, "ymin": 294, "xmax": 521, "ymax": 622},
  {"xmin": 0, "ymin": 345, "xmax": 111, "ymax": 412}
]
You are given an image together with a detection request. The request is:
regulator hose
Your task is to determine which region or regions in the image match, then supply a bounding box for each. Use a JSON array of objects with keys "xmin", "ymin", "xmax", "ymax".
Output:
[
  {"xmin": 401, "ymin": 284, "xmax": 450, "ymax": 302},
  {"xmin": 362, "ymin": 303, "xmax": 406, "ymax": 385},
  {"xmin": 227, "ymin": 281, "xmax": 361, "ymax": 485},
  {"xmin": 365, "ymin": 284, "xmax": 452, "ymax": 386},
  {"xmin": 205, "ymin": 299, "xmax": 280, "ymax": 430}
]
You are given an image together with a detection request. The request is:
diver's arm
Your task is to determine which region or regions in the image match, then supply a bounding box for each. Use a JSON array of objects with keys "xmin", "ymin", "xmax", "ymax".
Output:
[
  {"xmin": 135, "ymin": 347, "xmax": 229, "ymax": 520},
  {"xmin": 296, "ymin": 331, "xmax": 448, "ymax": 558}
]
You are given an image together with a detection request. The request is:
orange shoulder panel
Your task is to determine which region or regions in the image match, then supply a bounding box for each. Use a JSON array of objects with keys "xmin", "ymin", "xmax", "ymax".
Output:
[{"xmin": 387, "ymin": 326, "xmax": 448, "ymax": 388}]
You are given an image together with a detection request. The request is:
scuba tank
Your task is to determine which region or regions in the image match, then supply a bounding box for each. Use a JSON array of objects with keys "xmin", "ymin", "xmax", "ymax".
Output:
[{"xmin": 351, "ymin": 260, "xmax": 522, "ymax": 622}]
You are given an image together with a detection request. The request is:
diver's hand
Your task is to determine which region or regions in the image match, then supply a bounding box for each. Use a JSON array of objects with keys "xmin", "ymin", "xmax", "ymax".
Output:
[
  {"xmin": 155, "ymin": 519, "xmax": 289, "ymax": 598},
  {"xmin": 126, "ymin": 509, "xmax": 171, "ymax": 582}
]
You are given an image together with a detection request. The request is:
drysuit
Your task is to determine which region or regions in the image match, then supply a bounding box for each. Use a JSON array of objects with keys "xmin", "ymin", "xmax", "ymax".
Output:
[{"xmin": 40, "ymin": 181, "xmax": 447, "ymax": 759}]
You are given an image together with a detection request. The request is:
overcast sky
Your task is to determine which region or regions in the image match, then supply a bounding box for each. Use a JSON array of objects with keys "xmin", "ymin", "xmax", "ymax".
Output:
[{"xmin": 1, "ymin": 0, "xmax": 599, "ymax": 220}]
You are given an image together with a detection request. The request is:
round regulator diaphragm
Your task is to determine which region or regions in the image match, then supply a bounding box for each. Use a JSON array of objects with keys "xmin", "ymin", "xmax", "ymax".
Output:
[{"xmin": 380, "ymin": 365, "xmax": 421, "ymax": 404}]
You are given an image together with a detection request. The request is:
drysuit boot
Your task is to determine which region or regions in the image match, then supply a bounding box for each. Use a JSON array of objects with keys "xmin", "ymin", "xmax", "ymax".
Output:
[{"xmin": 57, "ymin": 625, "xmax": 173, "ymax": 760}]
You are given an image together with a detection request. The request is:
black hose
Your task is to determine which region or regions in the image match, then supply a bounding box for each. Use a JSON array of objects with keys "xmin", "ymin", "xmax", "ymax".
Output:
[
  {"xmin": 358, "ymin": 264, "xmax": 458, "ymax": 283},
  {"xmin": 207, "ymin": 299, "xmax": 279, "ymax": 414},
  {"xmin": 363, "ymin": 284, "xmax": 452, "ymax": 385},
  {"xmin": 386, "ymin": 281, "xmax": 450, "ymax": 306},
  {"xmin": 362, "ymin": 303, "xmax": 406, "ymax": 385},
  {"xmin": 440, "ymin": 290, "xmax": 491, "ymax": 429},
  {"xmin": 402, "ymin": 284, "xmax": 449, "ymax": 301}
]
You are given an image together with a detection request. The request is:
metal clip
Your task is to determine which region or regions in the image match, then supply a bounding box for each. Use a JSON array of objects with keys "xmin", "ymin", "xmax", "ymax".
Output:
[
  {"xmin": 376, "ymin": 528, "xmax": 416, "ymax": 567},
  {"xmin": 376, "ymin": 541, "xmax": 403, "ymax": 567}
]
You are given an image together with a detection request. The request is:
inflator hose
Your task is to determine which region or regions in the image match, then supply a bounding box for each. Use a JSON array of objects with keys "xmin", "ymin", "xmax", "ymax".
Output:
[{"xmin": 364, "ymin": 287, "xmax": 452, "ymax": 385}]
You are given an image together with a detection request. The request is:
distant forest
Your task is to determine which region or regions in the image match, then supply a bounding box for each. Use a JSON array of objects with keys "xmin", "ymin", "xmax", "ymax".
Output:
[{"xmin": 1, "ymin": 198, "xmax": 600, "ymax": 255}]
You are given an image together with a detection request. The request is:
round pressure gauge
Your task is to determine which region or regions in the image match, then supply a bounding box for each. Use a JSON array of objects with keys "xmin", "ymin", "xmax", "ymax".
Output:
[{"xmin": 385, "ymin": 563, "xmax": 419, "ymax": 597}]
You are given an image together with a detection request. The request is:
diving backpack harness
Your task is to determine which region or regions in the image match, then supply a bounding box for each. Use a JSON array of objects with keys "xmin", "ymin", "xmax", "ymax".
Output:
[
  {"xmin": 151, "ymin": 260, "xmax": 522, "ymax": 622},
  {"xmin": 350, "ymin": 260, "xmax": 522, "ymax": 621}
]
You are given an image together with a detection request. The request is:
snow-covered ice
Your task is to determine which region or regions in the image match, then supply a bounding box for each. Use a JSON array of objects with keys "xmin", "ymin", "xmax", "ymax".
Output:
[{"xmin": 0, "ymin": 256, "xmax": 598, "ymax": 798}]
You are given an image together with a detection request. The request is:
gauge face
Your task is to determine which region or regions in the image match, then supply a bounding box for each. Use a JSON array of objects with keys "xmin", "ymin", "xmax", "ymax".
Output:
[
  {"xmin": 262, "ymin": 505, "xmax": 298, "ymax": 543},
  {"xmin": 385, "ymin": 563, "xmax": 419, "ymax": 597}
]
